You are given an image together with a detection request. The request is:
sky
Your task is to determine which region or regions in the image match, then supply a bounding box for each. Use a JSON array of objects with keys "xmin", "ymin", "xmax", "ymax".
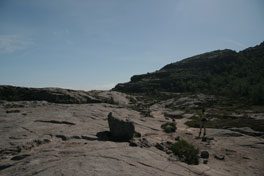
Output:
[{"xmin": 0, "ymin": 0, "xmax": 263, "ymax": 90}]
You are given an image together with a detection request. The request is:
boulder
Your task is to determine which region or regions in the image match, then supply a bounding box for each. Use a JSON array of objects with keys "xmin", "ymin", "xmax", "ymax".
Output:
[{"xmin": 108, "ymin": 112, "xmax": 135, "ymax": 141}]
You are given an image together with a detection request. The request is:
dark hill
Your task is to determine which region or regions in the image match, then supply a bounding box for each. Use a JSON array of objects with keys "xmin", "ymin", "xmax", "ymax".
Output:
[
  {"xmin": 0, "ymin": 86, "xmax": 101, "ymax": 104},
  {"xmin": 113, "ymin": 42, "xmax": 264, "ymax": 104}
]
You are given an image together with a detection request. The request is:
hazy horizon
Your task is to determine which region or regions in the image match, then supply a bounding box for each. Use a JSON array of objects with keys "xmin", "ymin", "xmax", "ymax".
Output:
[{"xmin": 1, "ymin": 0, "xmax": 263, "ymax": 90}]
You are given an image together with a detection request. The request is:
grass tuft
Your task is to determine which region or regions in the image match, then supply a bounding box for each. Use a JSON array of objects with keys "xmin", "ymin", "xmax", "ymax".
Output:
[{"xmin": 161, "ymin": 122, "xmax": 177, "ymax": 133}]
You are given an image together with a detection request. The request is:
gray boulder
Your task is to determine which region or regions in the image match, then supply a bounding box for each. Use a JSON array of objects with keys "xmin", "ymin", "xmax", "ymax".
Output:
[{"xmin": 107, "ymin": 112, "xmax": 135, "ymax": 141}]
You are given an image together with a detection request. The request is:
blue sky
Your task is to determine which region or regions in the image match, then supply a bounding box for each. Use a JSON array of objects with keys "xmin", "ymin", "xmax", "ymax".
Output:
[{"xmin": 0, "ymin": 0, "xmax": 263, "ymax": 90}]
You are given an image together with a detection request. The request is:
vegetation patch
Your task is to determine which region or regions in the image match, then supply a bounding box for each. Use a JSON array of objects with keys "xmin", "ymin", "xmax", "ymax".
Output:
[
  {"xmin": 185, "ymin": 115, "xmax": 264, "ymax": 132},
  {"xmin": 164, "ymin": 112, "xmax": 184, "ymax": 119},
  {"xmin": 161, "ymin": 122, "xmax": 177, "ymax": 133},
  {"xmin": 113, "ymin": 43, "xmax": 264, "ymax": 105},
  {"xmin": 171, "ymin": 139, "xmax": 199, "ymax": 165}
]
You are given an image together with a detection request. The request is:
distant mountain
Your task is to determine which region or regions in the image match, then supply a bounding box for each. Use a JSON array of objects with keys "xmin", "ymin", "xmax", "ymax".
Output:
[
  {"xmin": 0, "ymin": 86, "xmax": 101, "ymax": 104},
  {"xmin": 113, "ymin": 42, "xmax": 264, "ymax": 105}
]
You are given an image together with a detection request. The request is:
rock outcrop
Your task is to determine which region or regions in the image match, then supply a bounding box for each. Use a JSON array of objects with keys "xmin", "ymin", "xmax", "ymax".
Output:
[{"xmin": 107, "ymin": 112, "xmax": 135, "ymax": 141}]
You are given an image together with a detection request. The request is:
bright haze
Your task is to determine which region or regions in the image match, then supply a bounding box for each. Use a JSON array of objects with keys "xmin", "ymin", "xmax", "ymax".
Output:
[{"xmin": 0, "ymin": 0, "xmax": 263, "ymax": 90}]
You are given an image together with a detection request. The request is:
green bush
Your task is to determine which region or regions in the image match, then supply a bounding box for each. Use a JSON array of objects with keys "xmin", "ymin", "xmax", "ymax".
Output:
[
  {"xmin": 161, "ymin": 122, "xmax": 177, "ymax": 133},
  {"xmin": 171, "ymin": 139, "xmax": 199, "ymax": 165}
]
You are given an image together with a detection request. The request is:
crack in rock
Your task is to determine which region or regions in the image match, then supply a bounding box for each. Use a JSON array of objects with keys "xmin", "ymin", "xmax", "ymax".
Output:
[
  {"xmin": 0, "ymin": 164, "xmax": 14, "ymax": 171},
  {"xmin": 137, "ymin": 161, "xmax": 185, "ymax": 176},
  {"xmin": 35, "ymin": 120, "xmax": 75, "ymax": 125}
]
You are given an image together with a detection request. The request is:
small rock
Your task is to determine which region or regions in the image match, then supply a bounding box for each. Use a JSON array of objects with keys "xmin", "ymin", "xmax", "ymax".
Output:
[
  {"xmin": 155, "ymin": 143, "xmax": 165, "ymax": 151},
  {"xmin": 175, "ymin": 136, "xmax": 180, "ymax": 141},
  {"xmin": 56, "ymin": 135, "xmax": 69, "ymax": 141},
  {"xmin": 215, "ymin": 154, "xmax": 225, "ymax": 160},
  {"xmin": 166, "ymin": 141, "xmax": 172, "ymax": 144},
  {"xmin": 134, "ymin": 131, "xmax": 141, "ymax": 138},
  {"xmin": 129, "ymin": 140, "xmax": 138, "ymax": 147},
  {"xmin": 139, "ymin": 138, "xmax": 151, "ymax": 148},
  {"xmin": 43, "ymin": 139, "xmax": 50, "ymax": 143},
  {"xmin": 203, "ymin": 160, "xmax": 208, "ymax": 164},
  {"xmin": 166, "ymin": 150, "xmax": 173, "ymax": 154},
  {"xmin": 201, "ymin": 151, "xmax": 209, "ymax": 159}
]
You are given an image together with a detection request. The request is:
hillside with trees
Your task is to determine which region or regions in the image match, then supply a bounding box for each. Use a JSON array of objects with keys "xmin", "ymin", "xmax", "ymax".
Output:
[{"xmin": 113, "ymin": 42, "xmax": 264, "ymax": 105}]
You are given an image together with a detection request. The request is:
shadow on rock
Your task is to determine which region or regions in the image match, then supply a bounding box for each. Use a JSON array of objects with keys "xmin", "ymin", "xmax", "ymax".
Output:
[{"xmin": 96, "ymin": 131, "xmax": 131, "ymax": 142}]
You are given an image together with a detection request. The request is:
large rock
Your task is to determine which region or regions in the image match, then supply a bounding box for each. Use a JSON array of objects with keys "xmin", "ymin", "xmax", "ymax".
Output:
[{"xmin": 107, "ymin": 112, "xmax": 135, "ymax": 141}]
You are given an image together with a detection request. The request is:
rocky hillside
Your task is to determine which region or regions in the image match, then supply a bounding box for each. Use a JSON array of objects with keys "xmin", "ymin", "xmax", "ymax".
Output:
[
  {"xmin": 113, "ymin": 42, "xmax": 264, "ymax": 105},
  {"xmin": 0, "ymin": 86, "xmax": 101, "ymax": 104}
]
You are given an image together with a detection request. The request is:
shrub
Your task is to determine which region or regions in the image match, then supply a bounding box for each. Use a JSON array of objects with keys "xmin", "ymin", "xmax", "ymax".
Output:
[
  {"xmin": 164, "ymin": 112, "xmax": 184, "ymax": 119},
  {"xmin": 171, "ymin": 139, "xmax": 199, "ymax": 165},
  {"xmin": 161, "ymin": 122, "xmax": 177, "ymax": 133}
]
